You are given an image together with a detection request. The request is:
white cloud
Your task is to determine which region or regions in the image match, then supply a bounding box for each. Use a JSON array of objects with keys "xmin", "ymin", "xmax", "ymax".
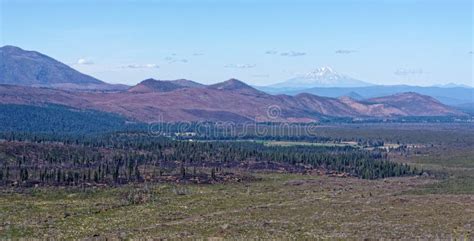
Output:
[
  {"xmin": 76, "ymin": 58, "xmax": 94, "ymax": 65},
  {"xmin": 224, "ymin": 64, "xmax": 256, "ymax": 69},
  {"xmin": 335, "ymin": 49, "xmax": 357, "ymax": 54},
  {"xmin": 164, "ymin": 56, "xmax": 188, "ymax": 63},
  {"xmin": 280, "ymin": 51, "xmax": 306, "ymax": 57},
  {"xmin": 265, "ymin": 50, "xmax": 306, "ymax": 57},
  {"xmin": 123, "ymin": 64, "xmax": 159, "ymax": 69},
  {"xmin": 394, "ymin": 68, "xmax": 423, "ymax": 76},
  {"xmin": 265, "ymin": 50, "xmax": 278, "ymax": 55}
]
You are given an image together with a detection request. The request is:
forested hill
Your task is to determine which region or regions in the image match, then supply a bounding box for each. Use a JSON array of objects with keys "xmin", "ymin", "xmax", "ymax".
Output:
[{"xmin": 0, "ymin": 104, "xmax": 145, "ymax": 134}]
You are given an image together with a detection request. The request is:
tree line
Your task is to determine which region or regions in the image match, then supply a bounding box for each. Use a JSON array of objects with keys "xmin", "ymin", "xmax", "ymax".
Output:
[{"xmin": 0, "ymin": 132, "xmax": 421, "ymax": 187}]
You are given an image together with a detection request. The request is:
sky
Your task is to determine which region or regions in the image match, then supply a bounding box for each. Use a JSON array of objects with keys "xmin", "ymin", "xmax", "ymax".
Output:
[{"xmin": 1, "ymin": 0, "xmax": 473, "ymax": 86}]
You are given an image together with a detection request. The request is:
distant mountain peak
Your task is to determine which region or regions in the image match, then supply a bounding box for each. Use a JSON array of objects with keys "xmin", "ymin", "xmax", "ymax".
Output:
[
  {"xmin": 433, "ymin": 82, "xmax": 473, "ymax": 88},
  {"xmin": 169, "ymin": 79, "xmax": 205, "ymax": 88},
  {"xmin": 269, "ymin": 66, "xmax": 373, "ymax": 89},
  {"xmin": 128, "ymin": 78, "xmax": 207, "ymax": 93},
  {"xmin": 341, "ymin": 91, "xmax": 364, "ymax": 100},
  {"xmin": 369, "ymin": 92, "xmax": 444, "ymax": 106},
  {"xmin": 0, "ymin": 45, "xmax": 130, "ymax": 91},
  {"xmin": 366, "ymin": 92, "xmax": 465, "ymax": 116},
  {"xmin": 305, "ymin": 66, "xmax": 336, "ymax": 77},
  {"xmin": 140, "ymin": 78, "xmax": 159, "ymax": 83},
  {"xmin": 128, "ymin": 78, "xmax": 184, "ymax": 93},
  {"xmin": 1, "ymin": 45, "xmax": 49, "ymax": 61},
  {"xmin": 1, "ymin": 45, "xmax": 24, "ymax": 52},
  {"xmin": 210, "ymin": 78, "xmax": 250, "ymax": 89},
  {"xmin": 300, "ymin": 66, "xmax": 347, "ymax": 83},
  {"xmin": 225, "ymin": 78, "xmax": 245, "ymax": 84},
  {"xmin": 209, "ymin": 79, "xmax": 264, "ymax": 95}
]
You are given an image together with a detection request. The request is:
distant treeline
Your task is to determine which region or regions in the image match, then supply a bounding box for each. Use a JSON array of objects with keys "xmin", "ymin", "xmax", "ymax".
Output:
[
  {"xmin": 0, "ymin": 132, "xmax": 421, "ymax": 187},
  {"xmin": 0, "ymin": 104, "xmax": 469, "ymax": 137},
  {"xmin": 0, "ymin": 104, "xmax": 147, "ymax": 134}
]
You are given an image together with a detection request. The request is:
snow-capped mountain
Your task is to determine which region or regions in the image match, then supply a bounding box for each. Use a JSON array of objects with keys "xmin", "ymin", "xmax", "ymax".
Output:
[{"xmin": 269, "ymin": 67, "xmax": 373, "ymax": 89}]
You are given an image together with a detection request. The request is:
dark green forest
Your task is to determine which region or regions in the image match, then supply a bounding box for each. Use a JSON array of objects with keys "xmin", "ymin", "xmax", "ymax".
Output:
[
  {"xmin": 0, "ymin": 132, "xmax": 420, "ymax": 187},
  {"xmin": 0, "ymin": 104, "xmax": 145, "ymax": 134},
  {"xmin": 0, "ymin": 104, "xmax": 428, "ymax": 187}
]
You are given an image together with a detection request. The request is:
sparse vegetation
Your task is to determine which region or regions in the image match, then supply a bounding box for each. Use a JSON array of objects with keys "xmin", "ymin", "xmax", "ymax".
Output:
[{"xmin": 0, "ymin": 123, "xmax": 472, "ymax": 239}]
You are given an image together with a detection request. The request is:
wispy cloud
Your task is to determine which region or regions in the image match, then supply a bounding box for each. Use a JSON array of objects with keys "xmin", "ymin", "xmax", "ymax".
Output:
[
  {"xmin": 224, "ymin": 64, "xmax": 256, "ymax": 69},
  {"xmin": 280, "ymin": 51, "xmax": 306, "ymax": 57},
  {"xmin": 335, "ymin": 49, "xmax": 357, "ymax": 54},
  {"xmin": 164, "ymin": 56, "xmax": 188, "ymax": 63},
  {"xmin": 76, "ymin": 58, "xmax": 94, "ymax": 65},
  {"xmin": 193, "ymin": 53, "xmax": 204, "ymax": 56},
  {"xmin": 394, "ymin": 68, "xmax": 423, "ymax": 76},
  {"xmin": 122, "ymin": 64, "xmax": 159, "ymax": 69},
  {"xmin": 266, "ymin": 50, "xmax": 306, "ymax": 57}
]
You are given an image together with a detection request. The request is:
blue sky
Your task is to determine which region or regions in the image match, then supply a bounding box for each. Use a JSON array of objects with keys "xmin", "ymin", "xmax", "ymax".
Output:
[{"xmin": 1, "ymin": 0, "xmax": 472, "ymax": 86}]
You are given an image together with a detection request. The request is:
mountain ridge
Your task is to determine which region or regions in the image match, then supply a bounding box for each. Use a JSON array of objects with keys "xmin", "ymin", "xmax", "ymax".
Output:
[
  {"xmin": 0, "ymin": 46, "xmax": 467, "ymax": 122},
  {"xmin": 269, "ymin": 67, "xmax": 373, "ymax": 89},
  {"xmin": 0, "ymin": 45, "xmax": 127, "ymax": 91},
  {"xmin": 258, "ymin": 84, "xmax": 474, "ymax": 106},
  {"xmin": 0, "ymin": 83, "xmax": 465, "ymax": 123},
  {"xmin": 128, "ymin": 78, "xmax": 186, "ymax": 93}
]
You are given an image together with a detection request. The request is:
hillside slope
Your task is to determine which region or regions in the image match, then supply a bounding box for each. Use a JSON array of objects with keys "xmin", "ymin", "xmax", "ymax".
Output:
[
  {"xmin": 0, "ymin": 45, "xmax": 126, "ymax": 91},
  {"xmin": 0, "ymin": 81, "xmax": 465, "ymax": 123}
]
